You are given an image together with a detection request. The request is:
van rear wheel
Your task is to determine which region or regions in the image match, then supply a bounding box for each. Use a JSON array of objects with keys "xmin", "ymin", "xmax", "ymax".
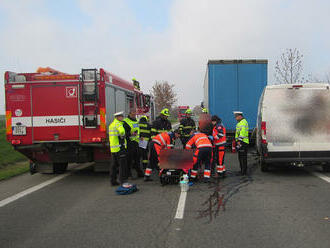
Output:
[{"xmin": 322, "ymin": 164, "xmax": 330, "ymax": 173}]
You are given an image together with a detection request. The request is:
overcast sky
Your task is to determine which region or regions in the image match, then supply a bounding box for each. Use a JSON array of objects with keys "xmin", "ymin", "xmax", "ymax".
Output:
[{"xmin": 1, "ymin": 0, "xmax": 330, "ymax": 114}]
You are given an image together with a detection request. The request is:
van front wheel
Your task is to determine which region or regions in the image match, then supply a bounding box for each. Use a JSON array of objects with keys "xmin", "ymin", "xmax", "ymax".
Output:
[{"xmin": 322, "ymin": 164, "xmax": 330, "ymax": 173}]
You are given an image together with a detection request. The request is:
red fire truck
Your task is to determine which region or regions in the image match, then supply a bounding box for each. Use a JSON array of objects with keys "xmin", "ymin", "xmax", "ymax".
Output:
[
  {"xmin": 178, "ymin": 106, "xmax": 189, "ymax": 121},
  {"xmin": 4, "ymin": 68, "xmax": 155, "ymax": 173}
]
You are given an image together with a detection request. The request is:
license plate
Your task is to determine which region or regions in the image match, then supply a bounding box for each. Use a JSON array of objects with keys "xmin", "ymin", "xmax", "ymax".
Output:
[{"xmin": 13, "ymin": 126, "xmax": 26, "ymax": 135}]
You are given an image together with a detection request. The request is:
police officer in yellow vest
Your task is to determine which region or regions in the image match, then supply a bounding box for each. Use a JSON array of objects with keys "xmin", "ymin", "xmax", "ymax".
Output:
[
  {"xmin": 234, "ymin": 111, "xmax": 249, "ymax": 175},
  {"xmin": 109, "ymin": 111, "xmax": 128, "ymax": 186},
  {"xmin": 123, "ymin": 109, "xmax": 144, "ymax": 178}
]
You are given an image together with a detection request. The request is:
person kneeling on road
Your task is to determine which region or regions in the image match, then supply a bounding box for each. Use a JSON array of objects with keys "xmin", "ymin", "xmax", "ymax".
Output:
[
  {"xmin": 185, "ymin": 130, "xmax": 213, "ymax": 183},
  {"xmin": 144, "ymin": 130, "xmax": 180, "ymax": 182}
]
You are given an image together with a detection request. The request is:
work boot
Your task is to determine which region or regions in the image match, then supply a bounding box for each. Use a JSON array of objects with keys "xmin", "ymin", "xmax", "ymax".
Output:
[
  {"xmin": 111, "ymin": 181, "xmax": 120, "ymax": 186},
  {"xmin": 144, "ymin": 176, "xmax": 153, "ymax": 182},
  {"xmin": 203, "ymin": 177, "xmax": 211, "ymax": 183},
  {"xmin": 137, "ymin": 172, "xmax": 144, "ymax": 178}
]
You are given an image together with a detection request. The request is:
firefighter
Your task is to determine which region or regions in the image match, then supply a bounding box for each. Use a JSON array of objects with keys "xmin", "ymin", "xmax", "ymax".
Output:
[
  {"xmin": 151, "ymin": 108, "xmax": 172, "ymax": 138},
  {"xmin": 179, "ymin": 108, "xmax": 196, "ymax": 148},
  {"xmin": 202, "ymin": 108, "xmax": 208, "ymax": 114},
  {"xmin": 139, "ymin": 115, "xmax": 151, "ymax": 171},
  {"xmin": 211, "ymin": 115, "xmax": 227, "ymax": 176},
  {"xmin": 123, "ymin": 109, "xmax": 144, "ymax": 178},
  {"xmin": 185, "ymin": 131, "xmax": 213, "ymax": 182},
  {"xmin": 234, "ymin": 111, "xmax": 249, "ymax": 175},
  {"xmin": 144, "ymin": 130, "xmax": 180, "ymax": 181},
  {"xmin": 109, "ymin": 111, "xmax": 128, "ymax": 186}
]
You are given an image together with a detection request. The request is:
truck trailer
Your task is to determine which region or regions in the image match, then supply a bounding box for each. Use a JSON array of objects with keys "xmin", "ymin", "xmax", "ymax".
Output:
[
  {"xmin": 178, "ymin": 106, "xmax": 189, "ymax": 121},
  {"xmin": 4, "ymin": 68, "xmax": 154, "ymax": 173},
  {"xmin": 203, "ymin": 60, "xmax": 267, "ymax": 139}
]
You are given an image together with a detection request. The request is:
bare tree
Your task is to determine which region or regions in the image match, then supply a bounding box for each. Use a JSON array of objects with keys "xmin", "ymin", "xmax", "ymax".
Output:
[
  {"xmin": 151, "ymin": 81, "xmax": 177, "ymax": 114},
  {"xmin": 169, "ymin": 105, "xmax": 179, "ymax": 119},
  {"xmin": 274, "ymin": 48, "xmax": 304, "ymax": 84}
]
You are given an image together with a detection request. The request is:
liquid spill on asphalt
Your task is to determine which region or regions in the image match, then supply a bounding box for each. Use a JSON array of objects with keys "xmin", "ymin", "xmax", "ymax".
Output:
[{"xmin": 197, "ymin": 159, "xmax": 258, "ymax": 223}]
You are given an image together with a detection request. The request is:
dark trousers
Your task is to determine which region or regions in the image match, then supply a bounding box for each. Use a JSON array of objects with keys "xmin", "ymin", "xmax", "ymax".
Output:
[
  {"xmin": 180, "ymin": 137, "xmax": 189, "ymax": 149},
  {"xmin": 127, "ymin": 141, "xmax": 143, "ymax": 177},
  {"xmin": 110, "ymin": 149, "xmax": 128, "ymax": 184},
  {"xmin": 148, "ymin": 142, "xmax": 159, "ymax": 170},
  {"xmin": 139, "ymin": 147, "xmax": 149, "ymax": 170},
  {"xmin": 193, "ymin": 147, "xmax": 212, "ymax": 171},
  {"xmin": 238, "ymin": 142, "xmax": 248, "ymax": 175}
]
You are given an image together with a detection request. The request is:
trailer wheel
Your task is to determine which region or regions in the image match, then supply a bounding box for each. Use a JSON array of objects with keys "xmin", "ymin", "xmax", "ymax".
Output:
[
  {"xmin": 53, "ymin": 163, "xmax": 68, "ymax": 174},
  {"xmin": 322, "ymin": 164, "xmax": 330, "ymax": 173}
]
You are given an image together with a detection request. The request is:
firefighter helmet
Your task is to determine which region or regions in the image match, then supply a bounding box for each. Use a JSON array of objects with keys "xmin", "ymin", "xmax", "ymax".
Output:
[
  {"xmin": 185, "ymin": 109, "xmax": 192, "ymax": 114},
  {"xmin": 160, "ymin": 108, "xmax": 170, "ymax": 116}
]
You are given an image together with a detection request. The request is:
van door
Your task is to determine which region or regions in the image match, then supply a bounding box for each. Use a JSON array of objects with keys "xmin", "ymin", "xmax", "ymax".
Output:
[
  {"xmin": 31, "ymin": 85, "xmax": 80, "ymax": 142},
  {"xmin": 263, "ymin": 88, "xmax": 300, "ymax": 154},
  {"xmin": 293, "ymin": 87, "xmax": 330, "ymax": 154}
]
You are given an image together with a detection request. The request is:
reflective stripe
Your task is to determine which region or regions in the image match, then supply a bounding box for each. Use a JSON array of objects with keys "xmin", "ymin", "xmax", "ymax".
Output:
[
  {"xmin": 159, "ymin": 134, "xmax": 167, "ymax": 146},
  {"xmin": 197, "ymin": 144, "xmax": 212, "ymax": 148},
  {"xmin": 191, "ymin": 170, "xmax": 197, "ymax": 178},
  {"xmin": 109, "ymin": 129, "xmax": 119, "ymax": 133},
  {"xmin": 196, "ymin": 136, "xmax": 208, "ymax": 144},
  {"xmin": 109, "ymin": 134, "xmax": 120, "ymax": 137},
  {"xmin": 142, "ymin": 160, "xmax": 149, "ymax": 163},
  {"xmin": 186, "ymin": 144, "xmax": 192, "ymax": 148},
  {"xmin": 145, "ymin": 168, "xmax": 152, "ymax": 176},
  {"xmin": 139, "ymin": 124, "xmax": 148, "ymax": 128},
  {"xmin": 215, "ymin": 141, "xmax": 226, "ymax": 145},
  {"xmin": 140, "ymin": 129, "xmax": 151, "ymax": 133},
  {"xmin": 110, "ymin": 144, "xmax": 121, "ymax": 148},
  {"xmin": 204, "ymin": 170, "xmax": 211, "ymax": 178},
  {"xmin": 167, "ymin": 144, "xmax": 174, "ymax": 148},
  {"xmin": 152, "ymin": 139, "xmax": 162, "ymax": 146}
]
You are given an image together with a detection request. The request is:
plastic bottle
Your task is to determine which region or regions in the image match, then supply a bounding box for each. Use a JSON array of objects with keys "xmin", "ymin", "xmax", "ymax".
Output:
[{"xmin": 180, "ymin": 174, "xmax": 189, "ymax": 192}]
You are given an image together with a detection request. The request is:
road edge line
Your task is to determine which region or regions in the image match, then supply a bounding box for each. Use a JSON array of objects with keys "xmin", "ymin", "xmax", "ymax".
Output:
[
  {"xmin": 0, "ymin": 163, "xmax": 91, "ymax": 208},
  {"xmin": 312, "ymin": 172, "xmax": 330, "ymax": 183}
]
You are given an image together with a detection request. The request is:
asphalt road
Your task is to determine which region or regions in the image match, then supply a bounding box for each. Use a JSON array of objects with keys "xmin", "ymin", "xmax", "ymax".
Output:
[{"xmin": 0, "ymin": 150, "xmax": 329, "ymax": 248}]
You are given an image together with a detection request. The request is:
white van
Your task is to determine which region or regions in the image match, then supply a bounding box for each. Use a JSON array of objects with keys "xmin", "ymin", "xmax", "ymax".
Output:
[{"xmin": 256, "ymin": 83, "xmax": 330, "ymax": 172}]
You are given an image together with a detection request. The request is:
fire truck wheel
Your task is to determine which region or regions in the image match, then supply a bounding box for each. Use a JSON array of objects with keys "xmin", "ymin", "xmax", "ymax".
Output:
[{"xmin": 53, "ymin": 163, "xmax": 68, "ymax": 174}]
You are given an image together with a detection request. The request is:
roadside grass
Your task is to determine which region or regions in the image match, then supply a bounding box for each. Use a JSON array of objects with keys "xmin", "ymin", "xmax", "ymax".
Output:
[
  {"xmin": 0, "ymin": 127, "xmax": 28, "ymax": 180},
  {"xmin": 0, "ymin": 161, "xmax": 29, "ymax": 181}
]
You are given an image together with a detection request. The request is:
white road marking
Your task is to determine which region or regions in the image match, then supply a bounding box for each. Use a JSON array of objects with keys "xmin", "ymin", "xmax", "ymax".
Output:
[
  {"xmin": 175, "ymin": 190, "xmax": 187, "ymax": 219},
  {"xmin": 312, "ymin": 172, "xmax": 330, "ymax": 183},
  {"xmin": 0, "ymin": 163, "xmax": 91, "ymax": 208}
]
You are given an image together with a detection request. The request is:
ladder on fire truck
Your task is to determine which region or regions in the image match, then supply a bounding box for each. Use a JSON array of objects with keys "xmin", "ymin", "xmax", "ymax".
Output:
[{"xmin": 81, "ymin": 69, "xmax": 99, "ymax": 128}]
